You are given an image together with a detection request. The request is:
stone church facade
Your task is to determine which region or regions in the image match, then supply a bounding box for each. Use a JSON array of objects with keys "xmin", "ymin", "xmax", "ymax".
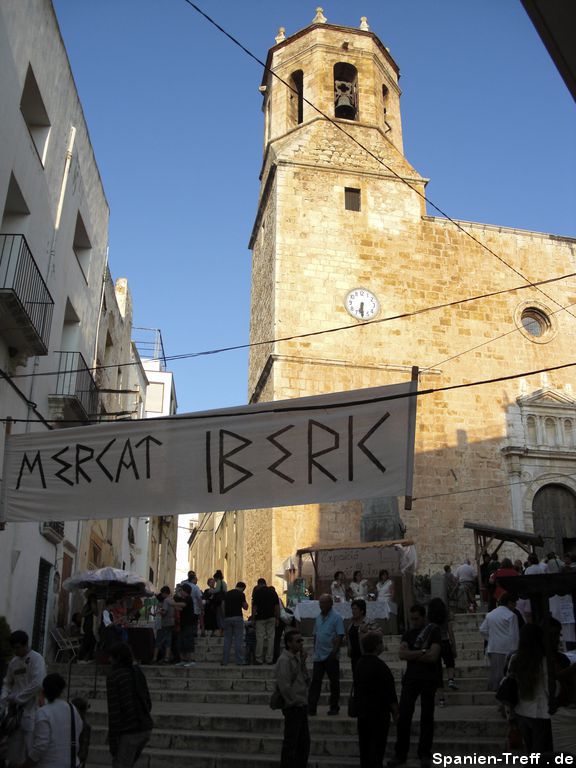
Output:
[{"xmin": 190, "ymin": 13, "xmax": 576, "ymax": 590}]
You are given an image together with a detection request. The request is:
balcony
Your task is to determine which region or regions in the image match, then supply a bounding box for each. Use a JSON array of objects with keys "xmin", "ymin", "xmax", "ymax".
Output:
[
  {"xmin": 0, "ymin": 234, "xmax": 54, "ymax": 356},
  {"xmin": 40, "ymin": 521, "xmax": 65, "ymax": 544},
  {"xmin": 49, "ymin": 351, "xmax": 99, "ymax": 422}
]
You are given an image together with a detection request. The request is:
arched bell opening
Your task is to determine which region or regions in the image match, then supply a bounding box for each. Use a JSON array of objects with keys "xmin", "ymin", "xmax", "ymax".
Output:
[
  {"xmin": 334, "ymin": 62, "xmax": 358, "ymax": 120},
  {"xmin": 289, "ymin": 70, "xmax": 304, "ymax": 126}
]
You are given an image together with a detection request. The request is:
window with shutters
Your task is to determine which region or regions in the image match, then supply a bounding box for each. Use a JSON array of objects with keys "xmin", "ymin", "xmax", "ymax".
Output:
[{"xmin": 345, "ymin": 187, "xmax": 361, "ymax": 212}]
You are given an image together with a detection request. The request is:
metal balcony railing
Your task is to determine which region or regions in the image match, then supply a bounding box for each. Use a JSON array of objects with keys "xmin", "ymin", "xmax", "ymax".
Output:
[
  {"xmin": 53, "ymin": 351, "xmax": 99, "ymax": 419},
  {"xmin": 40, "ymin": 521, "xmax": 65, "ymax": 543},
  {"xmin": 0, "ymin": 234, "xmax": 54, "ymax": 354}
]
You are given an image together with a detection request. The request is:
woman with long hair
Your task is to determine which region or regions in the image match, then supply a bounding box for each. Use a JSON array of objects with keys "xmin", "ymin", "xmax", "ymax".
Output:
[
  {"xmin": 508, "ymin": 624, "xmax": 553, "ymax": 752},
  {"xmin": 376, "ymin": 570, "xmax": 394, "ymax": 620},
  {"xmin": 330, "ymin": 571, "xmax": 347, "ymax": 603},
  {"xmin": 349, "ymin": 571, "xmax": 368, "ymax": 599}
]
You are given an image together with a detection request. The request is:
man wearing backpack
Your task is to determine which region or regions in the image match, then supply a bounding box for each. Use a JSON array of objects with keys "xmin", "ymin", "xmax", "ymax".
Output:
[{"xmin": 275, "ymin": 629, "xmax": 310, "ymax": 768}]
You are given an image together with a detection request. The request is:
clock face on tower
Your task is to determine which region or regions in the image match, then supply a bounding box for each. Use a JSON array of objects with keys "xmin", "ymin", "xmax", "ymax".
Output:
[{"xmin": 345, "ymin": 288, "xmax": 380, "ymax": 320}]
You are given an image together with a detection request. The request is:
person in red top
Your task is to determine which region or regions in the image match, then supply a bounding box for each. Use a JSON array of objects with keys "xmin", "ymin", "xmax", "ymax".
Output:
[{"xmin": 489, "ymin": 558, "xmax": 518, "ymax": 603}]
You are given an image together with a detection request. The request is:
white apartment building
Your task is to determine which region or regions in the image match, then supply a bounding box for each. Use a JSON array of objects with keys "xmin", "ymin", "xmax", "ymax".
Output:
[
  {"xmin": 130, "ymin": 330, "xmax": 179, "ymax": 589},
  {"xmin": 0, "ymin": 0, "xmax": 176, "ymax": 652}
]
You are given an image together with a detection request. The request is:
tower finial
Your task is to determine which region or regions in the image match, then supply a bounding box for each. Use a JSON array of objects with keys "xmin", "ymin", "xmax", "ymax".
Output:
[
  {"xmin": 359, "ymin": 16, "xmax": 370, "ymax": 31},
  {"xmin": 313, "ymin": 7, "xmax": 327, "ymax": 24},
  {"xmin": 275, "ymin": 27, "xmax": 286, "ymax": 44}
]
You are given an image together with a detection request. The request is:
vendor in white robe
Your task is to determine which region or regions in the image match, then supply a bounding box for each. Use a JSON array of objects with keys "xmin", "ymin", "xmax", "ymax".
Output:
[
  {"xmin": 375, "ymin": 569, "xmax": 394, "ymax": 619},
  {"xmin": 349, "ymin": 570, "xmax": 368, "ymax": 599},
  {"xmin": 330, "ymin": 571, "xmax": 347, "ymax": 603}
]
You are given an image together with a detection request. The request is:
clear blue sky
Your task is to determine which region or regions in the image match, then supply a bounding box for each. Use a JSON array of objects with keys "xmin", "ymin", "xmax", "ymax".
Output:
[{"xmin": 52, "ymin": 1, "xmax": 575, "ymax": 415}]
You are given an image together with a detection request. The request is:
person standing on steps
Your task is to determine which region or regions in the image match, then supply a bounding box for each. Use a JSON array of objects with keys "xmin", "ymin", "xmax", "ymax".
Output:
[
  {"xmin": 106, "ymin": 643, "xmax": 153, "ymax": 768},
  {"xmin": 427, "ymin": 598, "xmax": 458, "ymax": 707},
  {"xmin": 355, "ymin": 631, "xmax": 398, "ymax": 768},
  {"xmin": 388, "ymin": 603, "xmax": 442, "ymax": 768},
  {"xmin": 252, "ymin": 578, "xmax": 279, "ymax": 665},
  {"xmin": 0, "ymin": 630, "xmax": 46, "ymax": 767},
  {"xmin": 479, "ymin": 592, "xmax": 520, "ymax": 693},
  {"xmin": 276, "ymin": 629, "xmax": 310, "ymax": 768},
  {"xmin": 307, "ymin": 594, "xmax": 345, "ymax": 716},
  {"xmin": 222, "ymin": 581, "xmax": 248, "ymax": 666}
]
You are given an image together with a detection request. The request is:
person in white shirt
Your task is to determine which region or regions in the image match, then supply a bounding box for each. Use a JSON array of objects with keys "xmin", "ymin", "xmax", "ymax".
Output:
[
  {"xmin": 523, "ymin": 553, "xmax": 547, "ymax": 575},
  {"xmin": 0, "ymin": 630, "xmax": 46, "ymax": 765},
  {"xmin": 479, "ymin": 593, "xmax": 520, "ymax": 691},
  {"xmin": 21, "ymin": 673, "xmax": 83, "ymax": 768},
  {"xmin": 376, "ymin": 568, "xmax": 394, "ymax": 619},
  {"xmin": 349, "ymin": 571, "xmax": 368, "ymax": 600},
  {"xmin": 181, "ymin": 571, "xmax": 204, "ymax": 653},
  {"xmin": 455, "ymin": 560, "xmax": 477, "ymax": 613},
  {"xmin": 330, "ymin": 572, "xmax": 347, "ymax": 603}
]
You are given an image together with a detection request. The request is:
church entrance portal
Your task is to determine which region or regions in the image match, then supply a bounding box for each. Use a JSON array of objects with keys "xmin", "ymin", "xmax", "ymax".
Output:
[{"xmin": 532, "ymin": 484, "xmax": 576, "ymax": 556}]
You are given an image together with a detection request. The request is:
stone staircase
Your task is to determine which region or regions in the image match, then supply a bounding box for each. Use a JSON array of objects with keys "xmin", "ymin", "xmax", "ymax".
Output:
[{"xmin": 53, "ymin": 610, "xmax": 508, "ymax": 767}]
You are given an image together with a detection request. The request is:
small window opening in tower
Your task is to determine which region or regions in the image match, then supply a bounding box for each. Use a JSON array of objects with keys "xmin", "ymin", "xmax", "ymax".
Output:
[
  {"xmin": 345, "ymin": 187, "xmax": 361, "ymax": 211},
  {"xmin": 382, "ymin": 85, "xmax": 391, "ymax": 133},
  {"xmin": 334, "ymin": 63, "xmax": 358, "ymax": 120},
  {"xmin": 289, "ymin": 70, "xmax": 304, "ymax": 125}
]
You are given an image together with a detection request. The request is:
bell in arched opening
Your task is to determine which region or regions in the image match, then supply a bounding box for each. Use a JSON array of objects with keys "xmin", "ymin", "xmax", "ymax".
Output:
[{"xmin": 334, "ymin": 80, "xmax": 356, "ymax": 119}]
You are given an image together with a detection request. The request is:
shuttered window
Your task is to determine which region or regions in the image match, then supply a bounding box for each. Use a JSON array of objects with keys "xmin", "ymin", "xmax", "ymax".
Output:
[{"xmin": 345, "ymin": 187, "xmax": 361, "ymax": 211}]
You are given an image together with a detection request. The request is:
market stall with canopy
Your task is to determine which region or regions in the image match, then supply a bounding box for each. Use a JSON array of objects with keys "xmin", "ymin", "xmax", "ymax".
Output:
[
  {"xmin": 293, "ymin": 538, "xmax": 416, "ymax": 634},
  {"xmin": 463, "ymin": 521, "xmax": 544, "ymax": 595}
]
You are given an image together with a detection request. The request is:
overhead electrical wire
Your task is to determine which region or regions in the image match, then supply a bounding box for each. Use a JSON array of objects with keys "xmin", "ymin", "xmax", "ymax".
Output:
[
  {"xmin": 427, "ymin": 297, "xmax": 576, "ymax": 371},
  {"xmin": 413, "ymin": 471, "xmax": 576, "ymax": 503},
  {"xmin": 3, "ymin": 7, "xmax": 575, "ymax": 386},
  {"xmin": 6, "ymin": 271, "xmax": 576, "ymax": 383},
  {"xmin": 180, "ymin": 1, "xmax": 576, "ymax": 326},
  {"xmin": 3, "ymin": 358, "xmax": 576, "ymax": 426},
  {"xmin": 3, "ymin": 5, "xmax": 574, "ymax": 441}
]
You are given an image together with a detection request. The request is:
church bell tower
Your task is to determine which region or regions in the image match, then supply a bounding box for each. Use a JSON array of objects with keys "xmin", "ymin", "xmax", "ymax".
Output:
[{"xmin": 245, "ymin": 10, "xmax": 427, "ymax": 585}]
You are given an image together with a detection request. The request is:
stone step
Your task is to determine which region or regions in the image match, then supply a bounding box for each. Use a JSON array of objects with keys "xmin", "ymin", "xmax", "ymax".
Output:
[
  {"xmin": 85, "ymin": 732, "xmax": 505, "ymax": 768},
  {"xmin": 78, "ymin": 703, "xmax": 507, "ymax": 738},
  {"xmin": 65, "ymin": 665, "xmax": 486, "ymax": 691},
  {"xmin": 74, "ymin": 684, "xmax": 495, "ymax": 708},
  {"xmin": 56, "ymin": 660, "xmax": 491, "ymax": 681}
]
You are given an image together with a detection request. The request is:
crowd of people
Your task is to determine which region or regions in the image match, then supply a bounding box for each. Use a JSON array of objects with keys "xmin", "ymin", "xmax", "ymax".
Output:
[
  {"xmin": 146, "ymin": 571, "xmax": 294, "ymax": 668},
  {"xmin": 1, "ymin": 555, "xmax": 575, "ymax": 767},
  {"xmin": 0, "ymin": 629, "xmax": 150, "ymax": 768}
]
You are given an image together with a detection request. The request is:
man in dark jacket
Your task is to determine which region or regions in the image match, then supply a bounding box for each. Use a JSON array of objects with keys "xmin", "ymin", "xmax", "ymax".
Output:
[
  {"xmin": 276, "ymin": 629, "xmax": 310, "ymax": 768},
  {"xmin": 389, "ymin": 604, "xmax": 442, "ymax": 768},
  {"xmin": 106, "ymin": 642, "xmax": 153, "ymax": 768},
  {"xmin": 355, "ymin": 631, "xmax": 398, "ymax": 768}
]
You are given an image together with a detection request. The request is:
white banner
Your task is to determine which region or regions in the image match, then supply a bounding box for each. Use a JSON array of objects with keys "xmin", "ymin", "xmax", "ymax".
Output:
[{"xmin": 0, "ymin": 380, "xmax": 417, "ymax": 524}]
